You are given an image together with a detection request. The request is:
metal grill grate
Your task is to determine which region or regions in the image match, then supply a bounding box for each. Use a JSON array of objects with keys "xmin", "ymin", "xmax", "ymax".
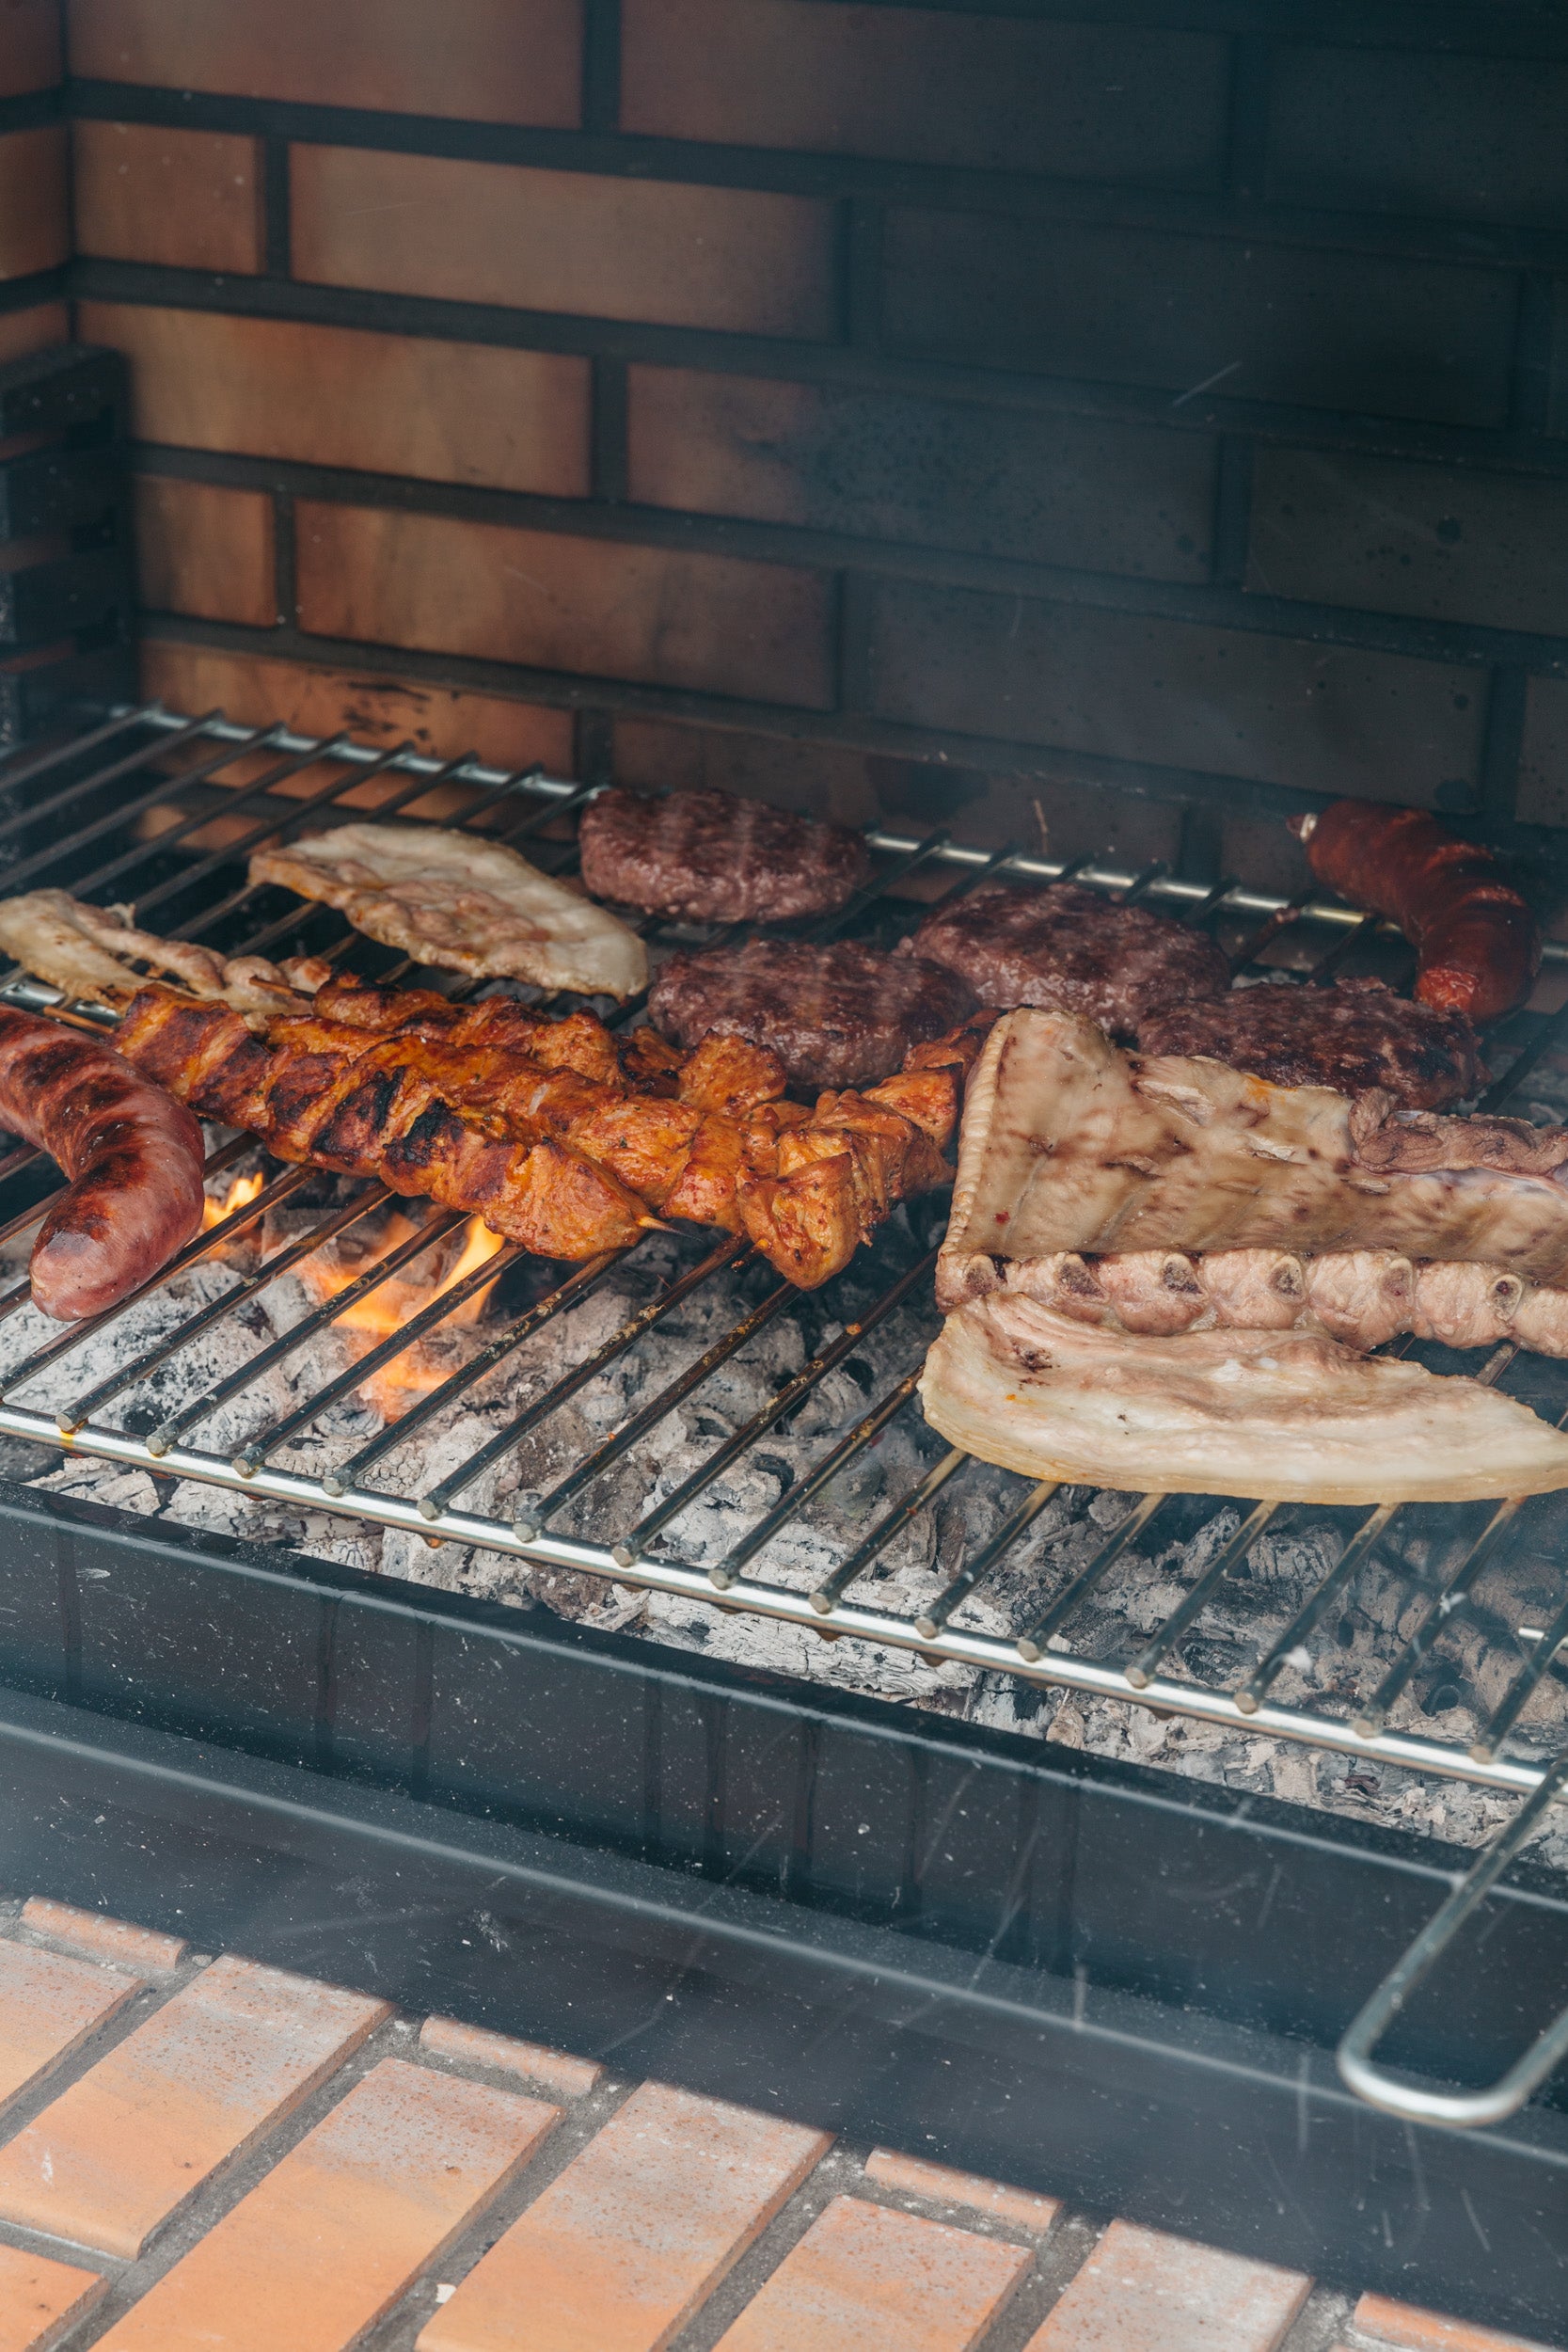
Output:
[{"xmin": 3, "ymin": 700, "xmax": 1568, "ymax": 2123}]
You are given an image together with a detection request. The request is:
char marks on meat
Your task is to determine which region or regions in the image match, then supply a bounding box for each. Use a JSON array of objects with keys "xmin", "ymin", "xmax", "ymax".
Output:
[
  {"xmin": 1136, "ymin": 977, "xmax": 1482, "ymax": 1112},
  {"xmin": 909, "ymin": 879, "xmax": 1231, "ymax": 1036},
  {"xmin": 649, "ymin": 939, "xmax": 974, "ymax": 1091},
  {"xmin": 578, "ymin": 787, "xmax": 871, "ymax": 924}
]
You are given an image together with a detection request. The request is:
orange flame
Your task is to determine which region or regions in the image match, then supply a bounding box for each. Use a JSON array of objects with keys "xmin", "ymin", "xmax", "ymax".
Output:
[{"xmin": 202, "ymin": 1168, "xmax": 264, "ymax": 1229}]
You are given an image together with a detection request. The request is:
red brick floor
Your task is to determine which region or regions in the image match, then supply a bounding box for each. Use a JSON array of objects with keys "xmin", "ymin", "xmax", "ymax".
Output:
[{"xmin": 0, "ymin": 1896, "xmax": 1555, "ymax": 2351}]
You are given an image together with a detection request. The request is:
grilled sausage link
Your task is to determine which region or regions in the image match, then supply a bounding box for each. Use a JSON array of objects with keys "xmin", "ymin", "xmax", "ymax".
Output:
[
  {"xmin": 1294, "ymin": 800, "xmax": 1540, "ymax": 1025},
  {"xmin": 0, "ymin": 1007, "xmax": 205, "ymax": 1321}
]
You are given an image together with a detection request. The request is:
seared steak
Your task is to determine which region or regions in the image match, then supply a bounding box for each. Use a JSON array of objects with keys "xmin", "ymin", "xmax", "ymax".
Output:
[
  {"xmin": 649, "ymin": 939, "xmax": 974, "ymax": 1090},
  {"xmin": 579, "ymin": 787, "xmax": 871, "ymax": 924},
  {"xmin": 909, "ymin": 880, "xmax": 1229, "ymax": 1036}
]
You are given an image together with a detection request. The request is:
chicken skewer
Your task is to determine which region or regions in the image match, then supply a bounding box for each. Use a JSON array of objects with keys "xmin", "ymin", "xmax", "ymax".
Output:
[{"xmin": 116, "ymin": 978, "xmax": 993, "ymax": 1287}]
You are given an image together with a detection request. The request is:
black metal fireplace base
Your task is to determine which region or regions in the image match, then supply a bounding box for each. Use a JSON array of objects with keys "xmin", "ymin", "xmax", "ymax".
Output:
[{"xmin": 0, "ymin": 1479, "xmax": 1564, "ymax": 2336}]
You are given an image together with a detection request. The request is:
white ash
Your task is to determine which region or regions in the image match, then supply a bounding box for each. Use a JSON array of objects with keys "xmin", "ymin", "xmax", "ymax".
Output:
[{"xmin": 7, "ymin": 1174, "xmax": 1568, "ymax": 1873}]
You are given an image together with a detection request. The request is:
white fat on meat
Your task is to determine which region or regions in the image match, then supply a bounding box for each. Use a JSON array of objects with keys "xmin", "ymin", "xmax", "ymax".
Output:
[
  {"xmin": 949, "ymin": 1009, "xmax": 1568, "ymax": 1285},
  {"xmin": 248, "ymin": 823, "xmax": 648, "ymax": 999},
  {"xmin": 0, "ymin": 889, "xmax": 321, "ymax": 1022},
  {"xmin": 919, "ymin": 1295, "xmax": 1568, "ymax": 1505}
]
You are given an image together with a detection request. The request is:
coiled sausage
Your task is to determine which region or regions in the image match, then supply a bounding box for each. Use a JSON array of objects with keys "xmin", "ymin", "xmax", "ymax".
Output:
[
  {"xmin": 0, "ymin": 1007, "xmax": 205, "ymax": 1321},
  {"xmin": 1294, "ymin": 800, "xmax": 1539, "ymax": 1025}
]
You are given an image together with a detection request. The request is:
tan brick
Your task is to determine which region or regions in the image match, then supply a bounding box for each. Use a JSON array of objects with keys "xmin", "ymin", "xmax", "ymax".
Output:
[
  {"xmin": 22, "ymin": 1896, "xmax": 185, "ymax": 1973},
  {"xmin": 626, "ymin": 366, "xmax": 1214, "ymax": 580},
  {"xmin": 867, "ymin": 579, "xmax": 1487, "ymax": 804},
  {"xmin": 76, "ymin": 301, "xmax": 591, "ymax": 497},
  {"xmin": 139, "ymin": 639, "xmax": 576, "ymax": 774},
  {"xmin": 133, "ymin": 475, "xmax": 276, "ymax": 627},
  {"xmin": 0, "ymin": 299, "xmax": 68, "ymax": 366},
  {"xmin": 0, "ymin": 1953, "xmax": 387, "ymax": 2257},
  {"xmin": 716, "ymin": 2194, "xmax": 1028, "ymax": 2352},
  {"xmin": 622, "ymin": 0, "xmax": 1226, "ymax": 184},
  {"xmin": 1518, "ymin": 676, "xmax": 1568, "ymax": 829},
  {"xmin": 0, "ymin": 2244, "xmax": 105, "ymax": 2352},
  {"xmin": 0, "ymin": 126, "xmax": 69, "ymax": 280},
  {"xmin": 96, "ymin": 2056, "xmax": 558, "ymax": 2352},
  {"xmin": 0, "ymin": 1939, "xmax": 142, "ymax": 2115},
  {"xmin": 1024, "ymin": 2219, "xmax": 1309, "ymax": 2351},
  {"xmin": 864, "ymin": 2148, "xmax": 1059, "ymax": 2234},
  {"xmin": 0, "ymin": 0, "xmax": 62, "ymax": 99},
  {"xmin": 613, "ymin": 716, "xmax": 881, "ymax": 827},
  {"xmin": 72, "ymin": 119, "xmax": 262, "ymax": 274},
  {"xmin": 291, "ymin": 146, "xmax": 836, "ymax": 340},
  {"xmin": 1352, "ymin": 2293, "xmax": 1557, "ymax": 2351},
  {"xmin": 1249, "ymin": 448, "xmax": 1568, "ymax": 637},
  {"xmin": 420, "ymin": 2013, "xmax": 602, "ymax": 2100},
  {"xmin": 68, "ymin": 0, "xmax": 581, "ymax": 127},
  {"xmin": 419, "ymin": 2078, "xmax": 830, "ymax": 2352},
  {"xmin": 295, "ymin": 503, "xmax": 834, "ymax": 708}
]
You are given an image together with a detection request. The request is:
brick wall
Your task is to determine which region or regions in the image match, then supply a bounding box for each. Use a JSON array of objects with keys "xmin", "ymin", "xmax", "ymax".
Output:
[
  {"xmin": 0, "ymin": 2, "xmax": 69, "ymax": 364},
  {"xmin": 40, "ymin": 0, "xmax": 1568, "ymax": 875}
]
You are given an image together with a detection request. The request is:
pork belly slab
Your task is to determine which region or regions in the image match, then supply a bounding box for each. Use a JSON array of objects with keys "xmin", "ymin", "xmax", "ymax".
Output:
[
  {"xmin": 947, "ymin": 1009, "xmax": 1568, "ymax": 1285},
  {"xmin": 919, "ymin": 1295, "xmax": 1568, "ymax": 1504}
]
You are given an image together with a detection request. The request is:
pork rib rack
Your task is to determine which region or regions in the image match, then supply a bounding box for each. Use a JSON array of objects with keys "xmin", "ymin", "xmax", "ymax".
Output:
[{"xmin": 117, "ymin": 977, "xmax": 992, "ymax": 1288}]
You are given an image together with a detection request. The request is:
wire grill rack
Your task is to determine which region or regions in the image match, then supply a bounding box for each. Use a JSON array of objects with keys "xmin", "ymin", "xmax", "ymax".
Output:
[{"xmin": 3, "ymin": 699, "xmax": 1568, "ymax": 2123}]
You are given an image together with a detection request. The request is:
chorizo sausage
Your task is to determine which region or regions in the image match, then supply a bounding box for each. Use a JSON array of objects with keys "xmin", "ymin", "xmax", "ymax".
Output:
[
  {"xmin": 0, "ymin": 1007, "xmax": 206, "ymax": 1321},
  {"xmin": 1294, "ymin": 800, "xmax": 1539, "ymax": 1025}
]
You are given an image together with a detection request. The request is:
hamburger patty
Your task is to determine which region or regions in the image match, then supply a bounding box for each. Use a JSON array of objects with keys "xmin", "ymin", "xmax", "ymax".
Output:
[
  {"xmin": 649, "ymin": 939, "xmax": 974, "ymax": 1091},
  {"xmin": 1138, "ymin": 977, "xmax": 1484, "ymax": 1110},
  {"xmin": 579, "ymin": 787, "xmax": 871, "ymax": 924},
  {"xmin": 909, "ymin": 879, "xmax": 1230, "ymax": 1036}
]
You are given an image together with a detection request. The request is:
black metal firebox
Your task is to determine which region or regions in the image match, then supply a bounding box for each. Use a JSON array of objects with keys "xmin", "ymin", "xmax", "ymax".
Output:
[{"xmin": 1, "ymin": 704, "xmax": 1568, "ymax": 2336}]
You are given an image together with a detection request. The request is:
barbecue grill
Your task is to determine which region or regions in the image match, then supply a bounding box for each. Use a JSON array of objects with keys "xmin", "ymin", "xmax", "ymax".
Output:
[{"xmin": 4, "ymin": 700, "xmax": 1568, "ymax": 2330}]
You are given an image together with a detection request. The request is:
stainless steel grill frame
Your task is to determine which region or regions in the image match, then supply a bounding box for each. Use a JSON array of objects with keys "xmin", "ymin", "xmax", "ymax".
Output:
[{"xmin": 3, "ymin": 698, "xmax": 1568, "ymax": 2124}]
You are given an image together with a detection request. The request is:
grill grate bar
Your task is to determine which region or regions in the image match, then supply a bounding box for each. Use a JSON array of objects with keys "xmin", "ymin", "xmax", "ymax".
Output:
[
  {"xmin": 1236, "ymin": 1502, "xmax": 1401, "ymax": 1714},
  {"xmin": 1015, "ymin": 1490, "xmax": 1171, "ymax": 1662},
  {"xmin": 614, "ymin": 1247, "xmax": 940, "ymax": 1563},
  {"xmin": 1472, "ymin": 1594, "xmax": 1568, "ymax": 1763},
  {"xmin": 330, "ymin": 1244, "xmax": 636, "ymax": 1498},
  {"xmin": 914, "ymin": 1475, "xmax": 1060, "ymax": 1640},
  {"xmin": 1354, "ymin": 1497, "xmax": 1525, "ymax": 1740},
  {"xmin": 808, "ymin": 1444, "xmax": 970, "ymax": 1614},
  {"xmin": 1126, "ymin": 1500, "xmax": 1280, "ymax": 1689},
  {"xmin": 713, "ymin": 1366, "xmax": 924, "ymax": 1588},
  {"xmin": 232, "ymin": 1237, "xmax": 526, "ymax": 1477},
  {"xmin": 532, "ymin": 1279, "xmax": 798, "ymax": 1536},
  {"xmin": 0, "ymin": 704, "xmax": 156, "ymax": 792},
  {"xmin": 58, "ymin": 1182, "xmax": 393, "ymax": 1433},
  {"xmin": 0, "ymin": 707, "xmax": 222, "ymax": 850},
  {"xmin": 0, "ymin": 723, "xmax": 291, "ymax": 898},
  {"xmin": 150, "ymin": 1206, "xmax": 469, "ymax": 1454},
  {"xmin": 424, "ymin": 1236, "xmax": 746, "ymax": 1524}
]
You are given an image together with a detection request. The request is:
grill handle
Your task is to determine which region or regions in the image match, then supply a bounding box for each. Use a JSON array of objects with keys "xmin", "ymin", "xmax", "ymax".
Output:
[{"xmin": 1337, "ymin": 1748, "xmax": 1568, "ymax": 2127}]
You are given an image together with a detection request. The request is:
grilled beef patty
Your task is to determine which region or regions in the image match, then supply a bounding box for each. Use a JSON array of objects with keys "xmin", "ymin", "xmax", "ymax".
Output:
[
  {"xmin": 909, "ymin": 879, "xmax": 1230, "ymax": 1036},
  {"xmin": 1138, "ymin": 977, "xmax": 1484, "ymax": 1110},
  {"xmin": 579, "ymin": 787, "xmax": 872, "ymax": 924},
  {"xmin": 649, "ymin": 939, "xmax": 974, "ymax": 1091}
]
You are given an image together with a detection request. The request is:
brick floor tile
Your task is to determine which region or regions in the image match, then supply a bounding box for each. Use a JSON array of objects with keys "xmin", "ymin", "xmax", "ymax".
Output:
[
  {"xmin": 0, "ymin": 0, "xmax": 62, "ymax": 98},
  {"xmin": 621, "ymin": 0, "xmax": 1226, "ymax": 185},
  {"xmin": 0, "ymin": 126, "xmax": 69, "ymax": 281},
  {"xmin": 0, "ymin": 2244, "xmax": 105, "ymax": 2352},
  {"xmin": 133, "ymin": 477, "xmax": 277, "ymax": 628},
  {"xmin": 419, "ymin": 2079, "xmax": 830, "ymax": 2352},
  {"xmin": 294, "ymin": 503, "xmax": 834, "ymax": 709},
  {"xmin": 68, "ymin": 0, "xmax": 581, "ymax": 128},
  {"xmin": 0, "ymin": 301, "xmax": 69, "ymax": 367},
  {"xmin": 420, "ymin": 2015, "xmax": 603, "ymax": 2100},
  {"xmin": 0, "ymin": 1940, "xmax": 142, "ymax": 2117},
  {"xmin": 0, "ymin": 1955, "xmax": 388, "ymax": 2257},
  {"xmin": 72, "ymin": 120, "xmax": 262, "ymax": 275},
  {"xmin": 22, "ymin": 1898, "xmax": 186, "ymax": 1975},
  {"xmin": 1353, "ymin": 2293, "xmax": 1558, "ymax": 2350},
  {"xmin": 864, "ymin": 2149, "xmax": 1060, "ymax": 2234},
  {"xmin": 715, "ymin": 2194, "xmax": 1029, "ymax": 2352},
  {"xmin": 76, "ymin": 302, "xmax": 591, "ymax": 499},
  {"xmin": 138, "ymin": 641, "xmax": 576, "ymax": 776},
  {"xmin": 291, "ymin": 146, "xmax": 836, "ymax": 340},
  {"xmin": 1024, "ymin": 2219, "xmax": 1309, "ymax": 2350},
  {"xmin": 95, "ymin": 2056, "xmax": 558, "ymax": 2351}
]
